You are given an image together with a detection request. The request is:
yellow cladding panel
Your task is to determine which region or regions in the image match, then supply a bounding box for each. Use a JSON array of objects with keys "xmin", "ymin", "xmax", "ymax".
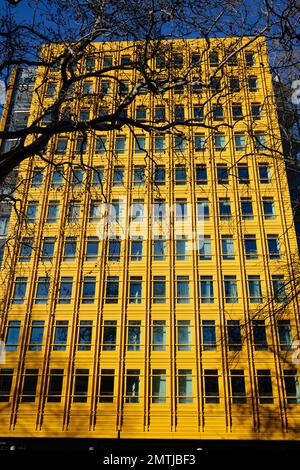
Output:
[{"xmin": 0, "ymin": 37, "xmax": 300, "ymax": 441}]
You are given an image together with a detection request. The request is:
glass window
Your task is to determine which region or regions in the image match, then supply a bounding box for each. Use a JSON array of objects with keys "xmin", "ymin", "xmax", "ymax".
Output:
[
  {"xmin": 174, "ymin": 136, "xmax": 186, "ymax": 153},
  {"xmin": 200, "ymin": 276, "xmax": 214, "ymax": 303},
  {"xmin": 100, "ymin": 80, "xmax": 111, "ymax": 95},
  {"xmin": 136, "ymin": 106, "xmax": 146, "ymax": 120},
  {"xmin": 78, "ymin": 321, "xmax": 93, "ymax": 351},
  {"xmin": 130, "ymin": 236, "xmax": 143, "ymax": 261},
  {"xmin": 133, "ymin": 166, "xmax": 145, "ymax": 186},
  {"xmin": 245, "ymin": 51, "xmax": 255, "ymax": 66},
  {"xmin": 194, "ymin": 134, "xmax": 205, "ymax": 151},
  {"xmin": 83, "ymin": 81, "xmax": 93, "ymax": 94},
  {"xmin": 254, "ymin": 133, "xmax": 266, "ymax": 151},
  {"xmin": 202, "ymin": 320, "xmax": 216, "ymax": 351},
  {"xmin": 129, "ymin": 277, "xmax": 142, "ymax": 304},
  {"xmin": 151, "ymin": 370, "xmax": 166, "ymax": 403},
  {"xmin": 173, "ymin": 53, "xmax": 183, "ymax": 67},
  {"xmin": 259, "ymin": 164, "xmax": 271, "ymax": 183},
  {"xmin": 134, "ymin": 136, "xmax": 146, "ymax": 153},
  {"xmin": 232, "ymin": 104, "xmax": 243, "ymax": 120},
  {"xmin": 219, "ymin": 198, "xmax": 232, "ymax": 220},
  {"xmin": 267, "ymin": 234, "xmax": 281, "ymax": 259},
  {"xmin": 176, "ymin": 236, "xmax": 188, "ymax": 260},
  {"xmin": 86, "ymin": 237, "xmax": 99, "ymax": 261},
  {"xmin": 127, "ymin": 321, "xmax": 141, "ymax": 351},
  {"xmin": 80, "ymin": 109, "xmax": 89, "ymax": 121},
  {"xmin": 284, "ymin": 370, "xmax": 300, "ymax": 404},
  {"xmin": 89, "ymin": 200, "xmax": 101, "ymax": 222},
  {"xmin": 154, "ymin": 106, "xmax": 165, "ymax": 121},
  {"xmin": 56, "ymin": 138, "xmax": 67, "ymax": 154},
  {"xmin": 204, "ymin": 370, "xmax": 219, "ymax": 403},
  {"xmin": 221, "ymin": 235, "xmax": 235, "ymax": 260},
  {"xmin": 244, "ymin": 235, "xmax": 258, "ymax": 259},
  {"xmin": 175, "ymin": 199, "xmax": 187, "ymax": 221},
  {"xmin": 53, "ymin": 321, "xmax": 68, "ymax": 351},
  {"xmin": 175, "ymin": 166, "xmax": 187, "ymax": 185},
  {"xmin": 26, "ymin": 201, "xmax": 38, "ymax": 224},
  {"xmin": 175, "ymin": 105, "xmax": 184, "ymax": 120},
  {"xmin": 177, "ymin": 320, "xmax": 191, "ymax": 351},
  {"xmin": 234, "ymin": 134, "xmax": 246, "ymax": 152},
  {"xmin": 28, "ymin": 321, "xmax": 44, "ymax": 351},
  {"xmin": 0, "ymin": 369, "xmax": 14, "ymax": 402},
  {"xmin": 153, "ymin": 236, "xmax": 166, "ymax": 261},
  {"xmin": 248, "ymin": 76, "xmax": 258, "ymax": 91},
  {"xmin": 199, "ymin": 235, "xmax": 212, "ymax": 260},
  {"xmin": 152, "ymin": 321, "xmax": 166, "ymax": 351},
  {"xmin": 229, "ymin": 77, "xmax": 240, "ymax": 91},
  {"xmin": 5, "ymin": 321, "xmax": 21, "ymax": 351},
  {"xmin": 176, "ymin": 276, "xmax": 190, "ymax": 303},
  {"xmin": 154, "ymin": 136, "xmax": 166, "ymax": 152},
  {"xmin": 46, "ymin": 82, "xmax": 56, "ymax": 97},
  {"xmin": 31, "ymin": 168, "xmax": 43, "ymax": 188},
  {"xmin": 68, "ymin": 201, "xmax": 80, "ymax": 223},
  {"xmin": 191, "ymin": 53, "xmax": 200, "ymax": 64},
  {"xmin": 173, "ymin": 84, "xmax": 184, "ymax": 94},
  {"xmin": 241, "ymin": 197, "xmax": 254, "ymax": 220},
  {"xmin": 277, "ymin": 320, "xmax": 292, "ymax": 351},
  {"xmin": 75, "ymin": 138, "xmax": 87, "ymax": 154},
  {"xmin": 110, "ymin": 200, "xmax": 120, "ymax": 222},
  {"xmin": 238, "ymin": 164, "xmax": 250, "ymax": 184},
  {"xmin": 272, "ymin": 275, "xmax": 287, "ymax": 303},
  {"xmin": 108, "ymin": 237, "xmax": 120, "ymax": 262},
  {"xmin": 195, "ymin": 164, "xmax": 207, "ymax": 184},
  {"xmin": 209, "ymin": 52, "xmax": 219, "ymax": 66},
  {"xmin": 103, "ymin": 321, "xmax": 117, "ymax": 351},
  {"xmin": 253, "ymin": 320, "xmax": 268, "ymax": 350},
  {"xmin": 95, "ymin": 136, "xmax": 107, "ymax": 154},
  {"xmin": 251, "ymin": 103, "xmax": 262, "ymax": 120},
  {"xmin": 217, "ymin": 164, "xmax": 229, "ymax": 184},
  {"xmin": 153, "ymin": 276, "xmax": 166, "ymax": 304},
  {"xmin": 58, "ymin": 277, "xmax": 73, "ymax": 304},
  {"xmin": 35, "ymin": 277, "xmax": 50, "ymax": 304},
  {"xmin": 71, "ymin": 169, "xmax": 84, "ymax": 188},
  {"xmin": 153, "ymin": 199, "xmax": 166, "ymax": 222},
  {"xmin": 257, "ymin": 370, "xmax": 273, "ymax": 404},
  {"xmin": 86, "ymin": 57, "xmax": 94, "ymax": 70},
  {"xmin": 132, "ymin": 200, "xmax": 144, "ymax": 222},
  {"xmin": 46, "ymin": 201, "xmax": 59, "ymax": 223},
  {"xmin": 224, "ymin": 275, "xmax": 238, "ymax": 303},
  {"xmin": 12, "ymin": 277, "xmax": 27, "ymax": 304},
  {"xmin": 227, "ymin": 320, "xmax": 242, "ymax": 351},
  {"xmin": 113, "ymin": 166, "xmax": 125, "ymax": 186},
  {"xmin": 213, "ymin": 104, "xmax": 223, "ymax": 121},
  {"xmin": 0, "ymin": 205, "xmax": 10, "ymax": 236},
  {"xmin": 154, "ymin": 165, "xmax": 165, "ymax": 185},
  {"xmin": 73, "ymin": 369, "xmax": 89, "ymax": 402},
  {"xmin": 115, "ymin": 136, "xmax": 126, "ymax": 154},
  {"xmin": 99, "ymin": 369, "xmax": 115, "ymax": 403},
  {"xmin": 63, "ymin": 237, "xmax": 77, "ymax": 260},
  {"xmin": 47, "ymin": 369, "xmax": 64, "ymax": 403},
  {"xmin": 105, "ymin": 276, "xmax": 119, "ymax": 303},
  {"xmin": 103, "ymin": 55, "xmax": 113, "ymax": 67},
  {"xmin": 230, "ymin": 370, "xmax": 247, "ymax": 404},
  {"xmin": 92, "ymin": 167, "xmax": 104, "ymax": 187},
  {"xmin": 51, "ymin": 167, "xmax": 64, "ymax": 188},
  {"xmin": 214, "ymin": 134, "xmax": 226, "ymax": 151},
  {"xmin": 177, "ymin": 369, "xmax": 193, "ymax": 403},
  {"xmin": 21, "ymin": 369, "xmax": 39, "ymax": 402},
  {"xmin": 197, "ymin": 198, "xmax": 210, "ymax": 220},
  {"xmin": 193, "ymin": 105, "xmax": 204, "ymax": 121},
  {"xmin": 82, "ymin": 276, "xmax": 96, "ymax": 304},
  {"xmin": 248, "ymin": 276, "xmax": 263, "ymax": 303},
  {"xmin": 41, "ymin": 237, "xmax": 55, "ymax": 262},
  {"xmin": 125, "ymin": 370, "xmax": 140, "ymax": 403},
  {"xmin": 19, "ymin": 237, "xmax": 33, "ymax": 262},
  {"xmin": 262, "ymin": 197, "xmax": 276, "ymax": 220}
]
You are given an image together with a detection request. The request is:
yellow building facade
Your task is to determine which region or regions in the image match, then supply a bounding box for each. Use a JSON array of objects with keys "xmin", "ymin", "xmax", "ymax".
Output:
[{"xmin": 0, "ymin": 37, "xmax": 300, "ymax": 443}]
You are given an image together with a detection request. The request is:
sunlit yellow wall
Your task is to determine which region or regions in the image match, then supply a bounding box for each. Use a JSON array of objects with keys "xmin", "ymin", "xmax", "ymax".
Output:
[{"xmin": 0, "ymin": 37, "xmax": 300, "ymax": 440}]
